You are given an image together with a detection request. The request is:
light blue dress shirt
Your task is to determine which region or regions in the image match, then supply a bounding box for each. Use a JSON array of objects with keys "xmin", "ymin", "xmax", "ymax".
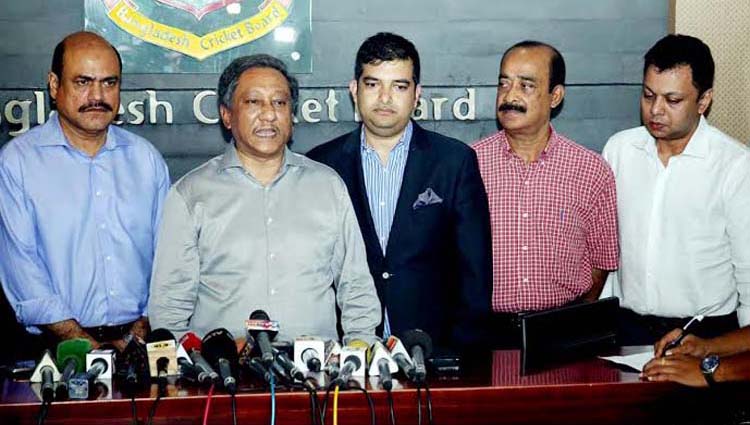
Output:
[
  {"xmin": 0, "ymin": 113, "xmax": 170, "ymax": 333},
  {"xmin": 360, "ymin": 121, "xmax": 413, "ymax": 338}
]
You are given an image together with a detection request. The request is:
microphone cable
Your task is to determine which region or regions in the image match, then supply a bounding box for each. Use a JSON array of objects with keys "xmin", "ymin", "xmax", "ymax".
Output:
[
  {"xmin": 387, "ymin": 387, "xmax": 396, "ymax": 425},
  {"xmin": 424, "ymin": 381, "xmax": 434, "ymax": 425},
  {"xmin": 416, "ymin": 386, "xmax": 422, "ymax": 425},
  {"xmin": 145, "ymin": 386, "xmax": 164, "ymax": 425},
  {"xmin": 202, "ymin": 383, "xmax": 215, "ymax": 425},
  {"xmin": 130, "ymin": 395, "xmax": 138, "ymax": 425},
  {"xmin": 231, "ymin": 393, "xmax": 238, "ymax": 425},
  {"xmin": 270, "ymin": 372, "xmax": 277, "ymax": 425},
  {"xmin": 36, "ymin": 399, "xmax": 51, "ymax": 425},
  {"xmin": 350, "ymin": 386, "xmax": 376, "ymax": 425},
  {"xmin": 333, "ymin": 384, "xmax": 340, "ymax": 425}
]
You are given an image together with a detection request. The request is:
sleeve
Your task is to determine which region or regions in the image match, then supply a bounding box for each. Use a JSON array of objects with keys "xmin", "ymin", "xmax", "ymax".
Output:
[
  {"xmin": 144, "ymin": 152, "xmax": 171, "ymax": 317},
  {"xmin": 724, "ymin": 155, "xmax": 750, "ymax": 326},
  {"xmin": 451, "ymin": 149, "xmax": 493, "ymax": 347},
  {"xmin": 330, "ymin": 179, "xmax": 381, "ymax": 345},
  {"xmin": 0, "ymin": 155, "xmax": 74, "ymax": 329},
  {"xmin": 147, "ymin": 187, "xmax": 200, "ymax": 338},
  {"xmin": 586, "ymin": 161, "xmax": 619, "ymax": 271}
]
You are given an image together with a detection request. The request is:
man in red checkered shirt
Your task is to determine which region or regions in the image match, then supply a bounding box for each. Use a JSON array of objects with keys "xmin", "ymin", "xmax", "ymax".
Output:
[{"xmin": 472, "ymin": 41, "xmax": 619, "ymax": 348}]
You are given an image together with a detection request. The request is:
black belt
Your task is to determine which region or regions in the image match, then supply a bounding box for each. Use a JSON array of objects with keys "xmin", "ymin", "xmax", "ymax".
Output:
[{"xmin": 83, "ymin": 321, "xmax": 135, "ymax": 342}]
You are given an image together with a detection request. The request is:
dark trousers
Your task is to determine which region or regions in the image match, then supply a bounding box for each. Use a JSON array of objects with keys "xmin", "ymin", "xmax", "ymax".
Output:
[
  {"xmin": 616, "ymin": 307, "xmax": 739, "ymax": 346},
  {"xmin": 488, "ymin": 312, "xmax": 524, "ymax": 349}
]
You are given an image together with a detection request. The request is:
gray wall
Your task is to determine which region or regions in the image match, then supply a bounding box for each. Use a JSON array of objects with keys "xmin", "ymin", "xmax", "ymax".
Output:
[{"xmin": 0, "ymin": 0, "xmax": 668, "ymax": 181}]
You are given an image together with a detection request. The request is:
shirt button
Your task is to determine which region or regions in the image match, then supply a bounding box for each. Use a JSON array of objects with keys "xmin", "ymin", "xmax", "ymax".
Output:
[
  {"xmin": 521, "ymin": 245, "xmax": 528, "ymax": 251},
  {"xmin": 522, "ymin": 278, "xmax": 529, "ymax": 283},
  {"xmin": 379, "ymin": 201, "xmax": 385, "ymax": 207},
  {"xmin": 522, "ymin": 213, "xmax": 529, "ymax": 218},
  {"xmin": 382, "ymin": 272, "xmax": 391, "ymax": 280},
  {"xmin": 524, "ymin": 180, "xmax": 530, "ymax": 185},
  {"xmin": 100, "ymin": 223, "xmax": 107, "ymax": 229},
  {"xmin": 95, "ymin": 191, "xmax": 102, "ymax": 197},
  {"xmin": 109, "ymin": 290, "xmax": 115, "ymax": 295},
  {"xmin": 269, "ymin": 253, "xmax": 275, "ymax": 260},
  {"xmin": 270, "ymin": 288, "xmax": 277, "ymax": 295},
  {"xmin": 105, "ymin": 256, "xmax": 111, "ymax": 261},
  {"xmin": 267, "ymin": 217, "xmax": 273, "ymax": 224}
]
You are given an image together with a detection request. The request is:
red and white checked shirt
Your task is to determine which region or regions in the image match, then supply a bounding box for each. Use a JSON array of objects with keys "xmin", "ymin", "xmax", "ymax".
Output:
[{"xmin": 472, "ymin": 128, "xmax": 618, "ymax": 313}]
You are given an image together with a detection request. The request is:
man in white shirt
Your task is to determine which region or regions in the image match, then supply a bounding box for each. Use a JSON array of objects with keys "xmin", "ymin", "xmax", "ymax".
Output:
[{"xmin": 603, "ymin": 34, "xmax": 750, "ymax": 345}]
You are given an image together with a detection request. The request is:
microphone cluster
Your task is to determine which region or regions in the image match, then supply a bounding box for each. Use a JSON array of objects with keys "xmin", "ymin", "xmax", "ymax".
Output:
[{"xmin": 26, "ymin": 311, "xmax": 435, "ymax": 402}]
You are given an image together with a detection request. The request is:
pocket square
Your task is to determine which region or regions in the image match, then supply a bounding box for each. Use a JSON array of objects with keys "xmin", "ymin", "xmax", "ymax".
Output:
[{"xmin": 412, "ymin": 187, "xmax": 443, "ymax": 210}]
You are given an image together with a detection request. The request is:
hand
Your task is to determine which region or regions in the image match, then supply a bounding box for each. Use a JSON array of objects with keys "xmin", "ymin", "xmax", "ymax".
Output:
[
  {"xmin": 641, "ymin": 354, "xmax": 707, "ymax": 387},
  {"xmin": 129, "ymin": 317, "xmax": 150, "ymax": 341},
  {"xmin": 654, "ymin": 328, "xmax": 711, "ymax": 358},
  {"xmin": 109, "ymin": 338, "xmax": 129, "ymax": 352}
]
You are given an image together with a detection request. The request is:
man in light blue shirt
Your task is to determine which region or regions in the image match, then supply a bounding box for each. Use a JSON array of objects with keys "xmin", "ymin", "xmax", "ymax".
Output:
[{"xmin": 0, "ymin": 32, "xmax": 170, "ymax": 353}]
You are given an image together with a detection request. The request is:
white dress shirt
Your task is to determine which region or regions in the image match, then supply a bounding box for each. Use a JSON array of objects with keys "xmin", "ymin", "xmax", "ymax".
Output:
[{"xmin": 602, "ymin": 116, "xmax": 750, "ymax": 326}]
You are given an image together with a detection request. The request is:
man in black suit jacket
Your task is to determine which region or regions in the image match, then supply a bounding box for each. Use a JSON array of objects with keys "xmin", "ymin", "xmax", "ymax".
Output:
[{"xmin": 308, "ymin": 32, "xmax": 491, "ymax": 352}]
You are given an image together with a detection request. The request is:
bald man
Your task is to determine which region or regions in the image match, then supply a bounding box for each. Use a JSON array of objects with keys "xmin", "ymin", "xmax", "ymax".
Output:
[{"xmin": 0, "ymin": 32, "xmax": 170, "ymax": 353}]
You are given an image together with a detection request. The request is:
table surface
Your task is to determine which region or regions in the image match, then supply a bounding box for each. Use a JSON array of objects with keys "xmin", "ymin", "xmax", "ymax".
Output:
[{"xmin": 0, "ymin": 348, "xmax": 742, "ymax": 425}]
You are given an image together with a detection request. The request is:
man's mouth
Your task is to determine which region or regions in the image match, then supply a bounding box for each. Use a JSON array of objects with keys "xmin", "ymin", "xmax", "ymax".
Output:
[{"xmin": 254, "ymin": 128, "xmax": 278, "ymax": 137}]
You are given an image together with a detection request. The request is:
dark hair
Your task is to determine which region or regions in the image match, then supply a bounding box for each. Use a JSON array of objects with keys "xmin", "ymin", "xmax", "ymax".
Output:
[
  {"xmin": 51, "ymin": 32, "xmax": 122, "ymax": 79},
  {"xmin": 354, "ymin": 32, "xmax": 421, "ymax": 85},
  {"xmin": 644, "ymin": 34, "xmax": 714, "ymax": 97},
  {"xmin": 218, "ymin": 54, "xmax": 299, "ymax": 112},
  {"xmin": 501, "ymin": 40, "xmax": 566, "ymax": 92}
]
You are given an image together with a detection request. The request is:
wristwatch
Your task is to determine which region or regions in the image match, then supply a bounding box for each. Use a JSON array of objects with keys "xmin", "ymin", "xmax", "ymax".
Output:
[{"xmin": 700, "ymin": 354, "xmax": 720, "ymax": 386}]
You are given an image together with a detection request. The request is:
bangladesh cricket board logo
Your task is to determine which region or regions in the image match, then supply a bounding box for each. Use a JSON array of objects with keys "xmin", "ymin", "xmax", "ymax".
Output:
[{"xmin": 101, "ymin": 0, "xmax": 293, "ymax": 60}]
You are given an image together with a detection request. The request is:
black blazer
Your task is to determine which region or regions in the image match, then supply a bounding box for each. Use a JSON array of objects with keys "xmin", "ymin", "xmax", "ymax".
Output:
[{"xmin": 308, "ymin": 122, "xmax": 492, "ymax": 351}]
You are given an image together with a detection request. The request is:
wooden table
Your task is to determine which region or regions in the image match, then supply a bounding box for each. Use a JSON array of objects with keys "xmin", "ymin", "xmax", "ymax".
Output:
[{"xmin": 1, "ymin": 349, "xmax": 746, "ymax": 425}]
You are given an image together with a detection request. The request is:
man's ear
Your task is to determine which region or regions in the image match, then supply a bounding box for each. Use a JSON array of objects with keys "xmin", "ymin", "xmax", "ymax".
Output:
[
  {"xmin": 48, "ymin": 71, "xmax": 60, "ymax": 101},
  {"xmin": 550, "ymin": 84, "xmax": 565, "ymax": 109},
  {"xmin": 348, "ymin": 79, "xmax": 358, "ymax": 105},
  {"xmin": 219, "ymin": 104, "xmax": 232, "ymax": 130},
  {"xmin": 414, "ymin": 84, "xmax": 422, "ymax": 109},
  {"xmin": 697, "ymin": 88, "xmax": 713, "ymax": 115}
]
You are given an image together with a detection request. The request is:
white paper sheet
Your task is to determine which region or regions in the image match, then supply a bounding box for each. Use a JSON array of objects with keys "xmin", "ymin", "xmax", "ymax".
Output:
[{"xmin": 599, "ymin": 350, "xmax": 654, "ymax": 372}]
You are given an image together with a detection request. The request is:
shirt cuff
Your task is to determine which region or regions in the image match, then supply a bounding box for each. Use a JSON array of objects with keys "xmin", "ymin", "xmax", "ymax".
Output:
[
  {"xmin": 15, "ymin": 296, "xmax": 74, "ymax": 328},
  {"xmin": 737, "ymin": 305, "xmax": 750, "ymax": 327}
]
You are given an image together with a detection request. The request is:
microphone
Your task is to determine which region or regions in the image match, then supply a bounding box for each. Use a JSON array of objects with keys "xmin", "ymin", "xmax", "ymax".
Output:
[
  {"xmin": 145, "ymin": 328, "xmax": 179, "ymax": 388},
  {"xmin": 400, "ymin": 329, "xmax": 433, "ymax": 383},
  {"xmin": 273, "ymin": 348, "xmax": 305, "ymax": 382},
  {"xmin": 386, "ymin": 335, "xmax": 415, "ymax": 379},
  {"xmin": 247, "ymin": 357, "xmax": 273, "ymax": 383},
  {"xmin": 246, "ymin": 310, "xmax": 279, "ymax": 367},
  {"xmin": 55, "ymin": 338, "xmax": 92, "ymax": 399},
  {"xmin": 294, "ymin": 336, "xmax": 325, "ymax": 373},
  {"xmin": 202, "ymin": 328, "xmax": 239, "ymax": 395},
  {"xmin": 368, "ymin": 341, "xmax": 398, "ymax": 391},
  {"xmin": 180, "ymin": 332, "xmax": 220, "ymax": 386},
  {"xmin": 334, "ymin": 340, "xmax": 368, "ymax": 388},
  {"xmin": 323, "ymin": 340, "xmax": 342, "ymax": 379},
  {"xmin": 30, "ymin": 350, "xmax": 61, "ymax": 403},
  {"xmin": 116, "ymin": 338, "xmax": 149, "ymax": 388}
]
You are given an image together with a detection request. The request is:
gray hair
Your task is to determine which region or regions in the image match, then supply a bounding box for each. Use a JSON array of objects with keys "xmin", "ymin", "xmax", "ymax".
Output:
[{"xmin": 217, "ymin": 54, "xmax": 299, "ymax": 112}]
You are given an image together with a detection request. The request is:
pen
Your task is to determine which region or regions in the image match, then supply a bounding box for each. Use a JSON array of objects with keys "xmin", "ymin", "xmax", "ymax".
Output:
[{"xmin": 662, "ymin": 314, "xmax": 705, "ymax": 356}]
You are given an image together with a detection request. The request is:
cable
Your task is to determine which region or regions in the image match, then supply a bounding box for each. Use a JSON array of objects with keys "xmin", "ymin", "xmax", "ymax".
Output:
[
  {"xmin": 145, "ymin": 391, "xmax": 162, "ymax": 425},
  {"xmin": 351, "ymin": 387, "xmax": 376, "ymax": 425},
  {"xmin": 130, "ymin": 395, "xmax": 138, "ymax": 425},
  {"xmin": 424, "ymin": 382, "xmax": 434, "ymax": 425},
  {"xmin": 320, "ymin": 383, "xmax": 333, "ymax": 425},
  {"xmin": 308, "ymin": 388, "xmax": 320, "ymax": 425},
  {"xmin": 202, "ymin": 384, "xmax": 215, "ymax": 425},
  {"xmin": 416, "ymin": 386, "xmax": 423, "ymax": 425},
  {"xmin": 36, "ymin": 400, "xmax": 50, "ymax": 425},
  {"xmin": 387, "ymin": 388, "xmax": 396, "ymax": 425},
  {"xmin": 333, "ymin": 385, "xmax": 340, "ymax": 425},
  {"xmin": 270, "ymin": 373, "xmax": 276, "ymax": 425},
  {"xmin": 231, "ymin": 394, "xmax": 238, "ymax": 425}
]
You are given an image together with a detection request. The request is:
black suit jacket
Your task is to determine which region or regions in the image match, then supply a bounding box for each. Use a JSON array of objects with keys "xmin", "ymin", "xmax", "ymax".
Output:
[{"xmin": 308, "ymin": 122, "xmax": 492, "ymax": 351}]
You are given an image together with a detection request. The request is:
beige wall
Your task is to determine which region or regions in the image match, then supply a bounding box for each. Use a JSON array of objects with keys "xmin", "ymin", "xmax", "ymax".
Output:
[{"xmin": 672, "ymin": 0, "xmax": 750, "ymax": 143}]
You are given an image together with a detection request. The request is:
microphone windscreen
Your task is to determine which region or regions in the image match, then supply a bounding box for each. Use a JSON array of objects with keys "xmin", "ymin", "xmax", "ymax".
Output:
[
  {"xmin": 400, "ymin": 329, "xmax": 434, "ymax": 359},
  {"xmin": 201, "ymin": 328, "xmax": 239, "ymax": 370},
  {"xmin": 180, "ymin": 332, "xmax": 203, "ymax": 352},
  {"xmin": 250, "ymin": 310, "xmax": 270, "ymax": 321},
  {"xmin": 146, "ymin": 328, "xmax": 177, "ymax": 343},
  {"xmin": 56, "ymin": 338, "xmax": 92, "ymax": 374}
]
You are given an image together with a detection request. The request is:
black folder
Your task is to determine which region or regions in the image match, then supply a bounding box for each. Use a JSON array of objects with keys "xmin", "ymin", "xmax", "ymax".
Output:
[{"xmin": 520, "ymin": 296, "xmax": 619, "ymax": 375}]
